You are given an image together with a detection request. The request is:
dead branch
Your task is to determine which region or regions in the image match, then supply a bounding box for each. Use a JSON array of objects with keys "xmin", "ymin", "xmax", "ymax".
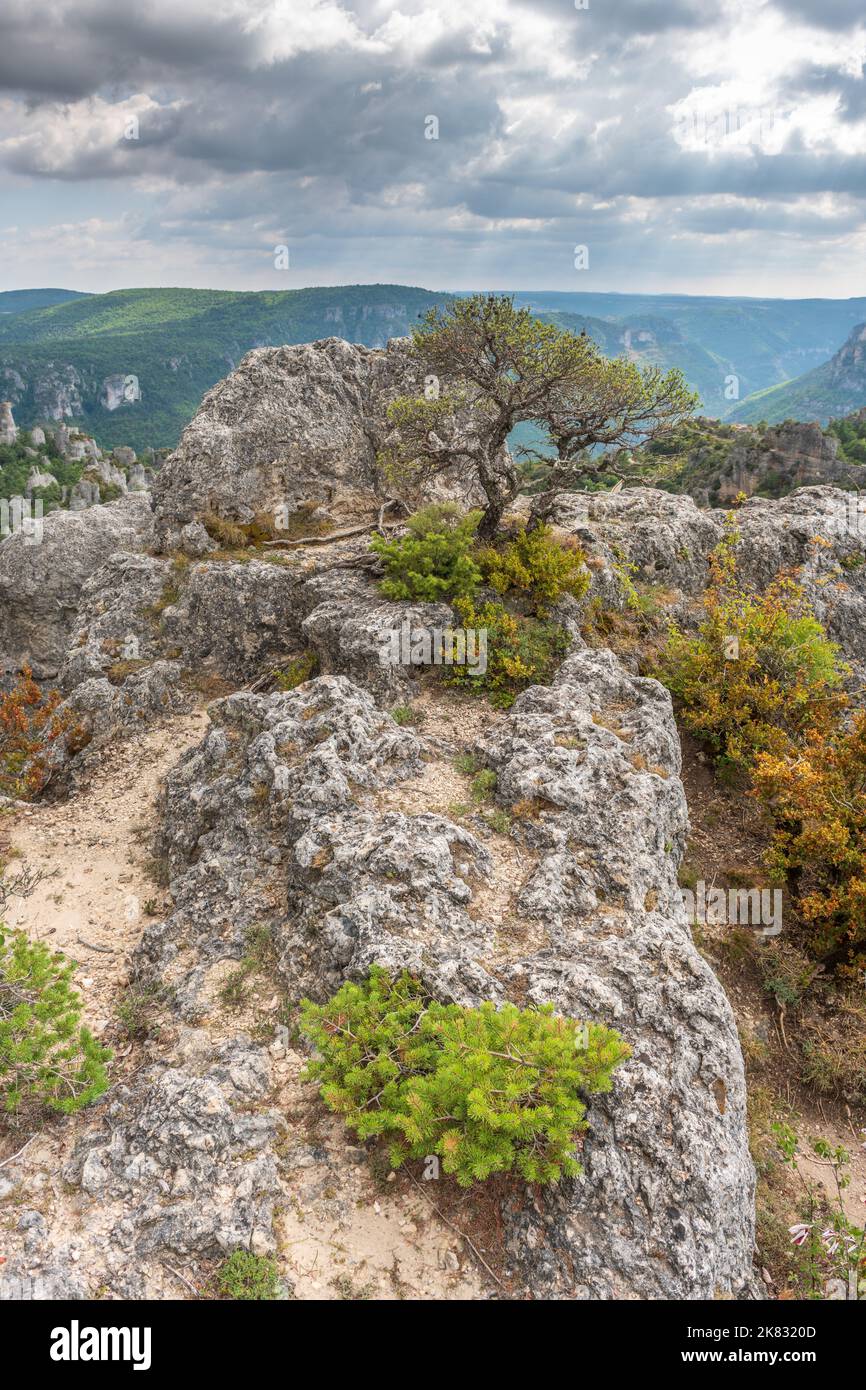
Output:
[{"xmin": 263, "ymin": 521, "xmax": 402, "ymax": 550}]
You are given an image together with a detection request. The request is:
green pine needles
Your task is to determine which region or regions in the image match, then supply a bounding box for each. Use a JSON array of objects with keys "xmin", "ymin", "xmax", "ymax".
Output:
[
  {"xmin": 300, "ymin": 968, "xmax": 630, "ymax": 1187},
  {"xmin": 370, "ymin": 503, "xmax": 483, "ymax": 602},
  {"xmin": 0, "ymin": 923, "xmax": 111, "ymax": 1114}
]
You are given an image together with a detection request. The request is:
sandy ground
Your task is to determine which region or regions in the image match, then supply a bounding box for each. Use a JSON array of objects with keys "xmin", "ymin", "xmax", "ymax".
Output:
[{"xmin": 2, "ymin": 711, "xmax": 209, "ymax": 1035}]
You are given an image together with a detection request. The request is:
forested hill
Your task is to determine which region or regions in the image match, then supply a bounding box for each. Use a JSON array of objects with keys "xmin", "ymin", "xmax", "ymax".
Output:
[
  {"xmin": 0, "ymin": 285, "xmax": 452, "ymax": 450},
  {"xmin": 2, "ymin": 284, "xmax": 866, "ymax": 450}
]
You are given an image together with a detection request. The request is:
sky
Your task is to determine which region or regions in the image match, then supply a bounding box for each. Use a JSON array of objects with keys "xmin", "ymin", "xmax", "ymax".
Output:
[{"xmin": 0, "ymin": 0, "xmax": 865, "ymax": 298}]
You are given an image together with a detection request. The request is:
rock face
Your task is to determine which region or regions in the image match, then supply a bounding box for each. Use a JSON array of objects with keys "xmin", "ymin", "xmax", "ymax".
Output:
[
  {"xmin": 484, "ymin": 650, "xmax": 753, "ymax": 1298},
  {"xmin": 712, "ymin": 422, "xmax": 862, "ymax": 504},
  {"xmin": 548, "ymin": 484, "xmax": 866, "ymax": 671},
  {"xmin": 0, "ymin": 492, "xmax": 154, "ymax": 678},
  {"xmin": 63, "ymin": 1038, "xmax": 281, "ymax": 1267},
  {"xmin": 0, "ymin": 400, "xmax": 17, "ymax": 445},
  {"xmin": 100, "ymin": 374, "xmax": 142, "ymax": 411},
  {"xmin": 152, "ymin": 336, "xmax": 482, "ymax": 551},
  {"xmin": 133, "ymin": 659, "xmax": 755, "ymax": 1299}
]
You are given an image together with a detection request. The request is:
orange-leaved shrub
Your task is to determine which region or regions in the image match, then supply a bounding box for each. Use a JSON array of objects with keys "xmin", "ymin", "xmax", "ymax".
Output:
[
  {"xmin": 0, "ymin": 667, "xmax": 85, "ymax": 799},
  {"xmin": 753, "ymin": 715, "xmax": 866, "ymax": 973}
]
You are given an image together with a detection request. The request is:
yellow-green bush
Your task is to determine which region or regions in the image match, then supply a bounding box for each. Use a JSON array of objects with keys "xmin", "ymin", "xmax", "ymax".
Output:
[
  {"xmin": 446, "ymin": 596, "xmax": 569, "ymax": 708},
  {"xmin": 656, "ymin": 530, "xmax": 845, "ymax": 773},
  {"xmin": 300, "ymin": 968, "xmax": 630, "ymax": 1187},
  {"xmin": 476, "ymin": 523, "xmax": 589, "ymax": 616}
]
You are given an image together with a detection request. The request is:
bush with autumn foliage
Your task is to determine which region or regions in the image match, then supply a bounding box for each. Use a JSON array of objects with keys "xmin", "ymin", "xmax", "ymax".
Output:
[
  {"xmin": 0, "ymin": 667, "xmax": 85, "ymax": 799},
  {"xmin": 753, "ymin": 716, "xmax": 866, "ymax": 973},
  {"xmin": 657, "ymin": 523, "xmax": 866, "ymax": 974},
  {"xmin": 656, "ymin": 523, "xmax": 846, "ymax": 775}
]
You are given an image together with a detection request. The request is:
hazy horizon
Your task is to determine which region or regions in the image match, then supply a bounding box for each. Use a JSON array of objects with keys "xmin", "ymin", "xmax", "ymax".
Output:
[{"xmin": 5, "ymin": 283, "xmax": 866, "ymax": 306}]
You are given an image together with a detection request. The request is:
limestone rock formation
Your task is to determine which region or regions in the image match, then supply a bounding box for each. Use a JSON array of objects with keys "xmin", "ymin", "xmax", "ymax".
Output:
[
  {"xmin": 548, "ymin": 484, "xmax": 866, "ymax": 672},
  {"xmin": 63, "ymin": 1038, "xmax": 281, "ymax": 1266},
  {"xmin": 16, "ymin": 335, "xmax": 866, "ymax": 1302},
  {"xmin": 152, "ymin": 336, "xmax": 482, "ymax": 551},
  {"xmin": 0, "ymin": 492, "xmax": 154, "ymax": 678},
  {"xmin": 130, "ymin": 661, "xmax": 756, "ymax": 1299},
  {"xmin": 0, "ymin": 400, "xmax": 17, "ymax": 445},
  {"xmin": 711, "ymin": 422, "xmax": 863, "ymax": 503}
]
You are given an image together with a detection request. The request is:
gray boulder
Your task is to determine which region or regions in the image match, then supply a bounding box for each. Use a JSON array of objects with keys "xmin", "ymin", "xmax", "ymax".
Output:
[
  {"xmin": 0, "ymin": 493, "xmax": 154, "ymax": 678},
  {"xmin": 152, "ymin": 336, "xmax": 482, "ymax": 551},
  {"xmin": 64, "ymin": 1038, "xmax": 281, "ymax": 1263}
]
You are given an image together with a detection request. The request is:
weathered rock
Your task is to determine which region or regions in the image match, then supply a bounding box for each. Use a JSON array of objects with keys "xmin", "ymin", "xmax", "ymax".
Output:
[
  {"xmin": 64, "ymin": 1038, "xmax": 281, "ymax": 1263},
  {"xmin": 0, "ymin": 400, "xmax": 17, "ymax": 446},
  {"xmin": 160, "ymin": 558, "xmax": 302, "ymax": 682},
  {"xmin": 549, "ymin": 483, "xmax": 866, "ymax": 673},
  {"xmin": 134, "ymin": 660, "xmax": 755, "ymax": 1299},
  {"xmin": 59, "ymin": 552, "xmax": 174, "ymax": 690},
  {"xmin": 547, "ymin": 487, "xmax": 722, "ymax": 598},
  {"xmin": 152, "ymin": 336, "xmax": 483, "ymax": 551},
  {"xmin": 298, "ymin": 566, "xmax": 455, "ymax": 702},
  {"xmin": 24, "ymin": 466, "xmax": 56, "ymax": 494},
  {"xmin": 0, "ymin": 493, "xmax": 154, "ymax": 678},
  {"xmin": 68, "ymin": 479, "xmax": 101, "ymax": 510},
  {"xmin": 86, "ymin": 457, "xmax": 128, "ymax": 494},
  {"xmin": 483, "ymin": 648, "xmax": 754, "ymax": 1298},
  {"xmin": 135, "ymin": 676, "xmax": 441, "ymax": 1016},
  {"xmin": 51, "ymin": 662, "xmax": 187, "ymax": 770},
  {"xmin": 61, "ymin": 539, "xmax": 460, "ymax": 703}
]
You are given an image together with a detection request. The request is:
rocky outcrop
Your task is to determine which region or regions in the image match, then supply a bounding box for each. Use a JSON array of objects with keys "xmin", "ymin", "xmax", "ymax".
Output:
[
  {"xmin": 548, "ymin": 484, "xmax": 866, "ymax": 671},
  {"xmin": 484, "ymin": 649, "xmax": 753, "ymax": 1298},
  {"xmin": 152, "ymin": 336, "xmax": 483, "ymax": 552},
  {"xmin": 63, "ymin": 1037, "xmax": 281, "ymax": 1269},
  {"xmin": 709, "ymin": 422, "xmax": 863, "ymax": 504},
  {"xmin": 131, "ymin": 659, "xmax": 755, "ymax": 1300},
  {"xmin": 100, "ymin": 374, "xmax": 142, "ymax": 411},
  {"xmin": 0, "ymin": 400, "xmax": 17, "ymax": 445},
  {"xmin": 0, "ymin": 492, "xmax": 154, "ymax": 678}
]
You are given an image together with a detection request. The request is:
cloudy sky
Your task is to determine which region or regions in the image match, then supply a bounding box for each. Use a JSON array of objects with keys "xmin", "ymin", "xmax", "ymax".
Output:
[{"xmin": 1, "ymin": 0, "xmax": 864, "ymax": 297}]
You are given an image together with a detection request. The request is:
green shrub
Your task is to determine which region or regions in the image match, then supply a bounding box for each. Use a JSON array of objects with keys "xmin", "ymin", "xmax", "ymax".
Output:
[
  {"xmin": 0, "ymin": 923, "xmax": 111, "ymax": 1113},
  {"xmin": 655, "ymin": 527, "xmax": 845, "ymax": 771},
  {"xmin": 274, "ymin": 650, "xmax": 319, "ymax": 690},
  {"xmin": 370, "ymin": 505, "xmax": 483, "ymax": 602},
  {"xmin": 217, "ymin": 1251, "xmax": 281, "ymax": 1301},
  {"xmin": 300, "ymin": 968, "xmax": 630, "ymax": 1187},
  {"xmin": 446, "ymin": 596, "xmax": 569, "ymax": 708},
  {"xmin": 476, "ymin": 523, "xmax": 589, "ymax": 616},
  {"xmin": 391, "ymin": 703, "xmax": 426, "ymax": 727},
  {"xmin": 470, "ymin": 769, "xmax": 497, "ymax": 802}
]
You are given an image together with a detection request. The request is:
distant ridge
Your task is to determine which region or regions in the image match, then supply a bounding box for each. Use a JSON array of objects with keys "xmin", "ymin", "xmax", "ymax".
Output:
[
  {"xmin": 2, "ymin": 284, "xmax": 866, "ymax": 449},
  {"xmin": 730, "ymin": 322, "xmax": 866, "ymax": 425},
  {"xmin": 0, "ymin": 288, "xmax": 89, "ymax": 316}
]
